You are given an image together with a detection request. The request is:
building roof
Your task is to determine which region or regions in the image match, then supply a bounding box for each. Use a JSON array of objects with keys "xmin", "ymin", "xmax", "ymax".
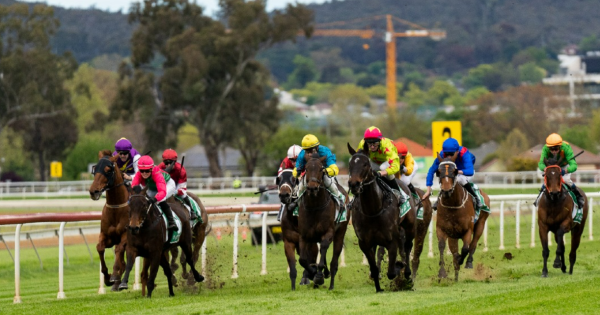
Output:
[
  {"xmin": 181, "ymin": 145, "xmax": 243, "ymax": 177},
  {"xmin": 470, "ymin": 141, "xmax": 499, "ymax": 170},
  {"xmin": 519, "ymin": 143, "xmax": 600, "ymax": 165},
  {"xmin": 393, "ymin": 137, "xmax": 432, "ymax": 157}
]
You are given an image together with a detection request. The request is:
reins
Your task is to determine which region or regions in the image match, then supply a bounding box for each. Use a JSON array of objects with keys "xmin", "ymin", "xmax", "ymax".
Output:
[{"xmin": 437, "ymin": 160, "xmax": 469, "ymax": 209}]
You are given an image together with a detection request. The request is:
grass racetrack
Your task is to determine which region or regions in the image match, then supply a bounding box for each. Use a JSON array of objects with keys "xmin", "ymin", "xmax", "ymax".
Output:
[{"xmin": 1, "ymin": 203, "xmax": 600, "ymax": 315}]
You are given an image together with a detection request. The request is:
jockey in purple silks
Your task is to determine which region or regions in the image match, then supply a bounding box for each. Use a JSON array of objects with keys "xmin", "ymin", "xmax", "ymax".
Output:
[{"xmin": 112, "ymin": 138, "xmax": 141, "ymax": 183}]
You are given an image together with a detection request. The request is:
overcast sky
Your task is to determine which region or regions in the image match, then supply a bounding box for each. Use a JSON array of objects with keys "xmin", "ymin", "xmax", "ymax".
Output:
[{"xmin": 23, "ymin": 0, "xmax": 330, "ymax": 16}]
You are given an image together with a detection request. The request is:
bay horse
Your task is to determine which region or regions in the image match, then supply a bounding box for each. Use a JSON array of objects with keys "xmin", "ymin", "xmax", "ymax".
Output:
[
  {"xmin": 298, "ymin": 155, "xmax": 350, "ymax": 290},
  {"xmin": 119, "ymin": 185, "xmax": 204, "ymax": 297},
  {"xmin": 167, "ymin": 192, "xmax": 210, "ymax": 287},
  {"xmin": 277, "ymin": 169, "xmax": 318, "ymax": 290},
  {"xmin": 538, "ymin": 157, "xmax": 588, "ymax": 277},
  {"xmin": 435, "ymin": 152, "xmax": 490, "ymax": 281},
  {"xmin": 89, "ymin": 150, "xmax": 129, "ymax": 291}
]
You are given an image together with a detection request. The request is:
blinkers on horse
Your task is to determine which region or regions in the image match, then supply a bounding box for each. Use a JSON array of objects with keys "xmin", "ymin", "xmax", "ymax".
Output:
[{"xmin": 92, "ymin": 157, "xmax": 123, "ymax": 193}]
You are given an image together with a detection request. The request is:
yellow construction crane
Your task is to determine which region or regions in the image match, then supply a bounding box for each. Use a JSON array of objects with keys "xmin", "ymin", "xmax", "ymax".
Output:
[{"xmin": 309, "ymin": 15, "xmax": 446, "ymax": 109}]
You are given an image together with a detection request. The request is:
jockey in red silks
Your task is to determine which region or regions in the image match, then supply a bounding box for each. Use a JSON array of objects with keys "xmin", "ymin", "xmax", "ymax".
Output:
[
  {"xmin": 158, "ymin": 149, "xmax": 196, "ymax": 220},
  {"xmin": 132, "ymin": 155, "xmax": 177, "ymax": 232},
  {"xmin": 278, "ymin": 145, "xmax": 302, "ymax": 176}
]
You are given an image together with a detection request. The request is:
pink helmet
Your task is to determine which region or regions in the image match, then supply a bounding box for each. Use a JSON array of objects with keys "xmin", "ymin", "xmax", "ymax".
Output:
[
  {"xmin": 287, "ymin": 145, "xmax": 302, "ymax": 159},
  {"xmin": 363, "ymin": 126, "xmax": 383, "ymax": 140},
  {"xmin": 138, "ymin": 156, "xmax": 154, "ymax": 170}
]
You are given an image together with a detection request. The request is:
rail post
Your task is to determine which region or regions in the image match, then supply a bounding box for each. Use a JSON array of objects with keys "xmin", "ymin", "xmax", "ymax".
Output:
[
  {"xmin": 232, "ymin": 212, "xmax": 240, "ymax": 279},
  {"xmin": 13, "ymin": 224, "xmax": 22, "ymax": 304},
  {"xmin": 499, "ymin": 201, "xmax": 505, "ymax": 250},
  {"xmin": 57, "ymin": 222, "xmax": 66, "ymax": 299},
  {"xmin": 589, "ymin": 198, "xmax": 594, "ymax": 241},
  {"xmin": 133, "ymin": 257, "xmax": 140, "ymax": 290},
  {"xmin": 260, "ymin": 211, "xmax": 267, "ymax": 275},
  {"xmin": 530, "ymin": 204, "xmax": 536, "ymax": 248},
  {"xmin": 98, "ymin": 263, "xmax": 105, "ymax": 294},
  {"xmin": 516, "ymin": 201, "xmax": 520, "ymax": 249},
  {"xmin": 483, "ymin": 219, "xmax": 488, "ymax": 252},
  {"xmin": 427, "ymin": 217, "xmax": 434, "ymax": 258}
]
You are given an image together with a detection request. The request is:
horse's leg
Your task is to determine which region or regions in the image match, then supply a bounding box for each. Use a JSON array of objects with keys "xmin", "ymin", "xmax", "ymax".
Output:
[
  {"xmin": 457, "ymin": 228, "xmax": 472, "ymax": 266},
  {"xmin": 314, "ymin": 231, "xmax": 334, "ymax": 287},
  {"xmin": 141, "ymin": 258, "xmax": 150, "ymax": 296},
  {"xmin": 360, "ymin": 240, "xmax": 383, "ymax": 293},
  {"xmin": 298, "ymin": 239, "xmax": 317, "ymax": 281},
  {"xmin": 402, "ymin": 230, "xmax": 415, "ymax": 281},
  {"xmin": 327, "ymin": 225, "xmax": 347, "ymax": 291},
  {"xmin": 146, "ymin": 255, "xmax": 162, "ymax": 298},
  {"xmin": 569, "ymin": 223, "xmax": 584, "ymax": 275},
  {"xmin": 170, "ymin": 246, "xmax": 180, "ymax": 273},
  {"xmin": 284, "ymin": 240, "xmax": 298, "ymax": 290},
  {"xmin": 539, "ymin": 224, "xmax": 550, "ymax": 277},
  {"xmin": 386, "ymin": 237, "xmax": 400, "ymax": 281},
  {"xmin": 187, "ymin": 225, "xmax": 204, "ymax": 286},
  {"xmin": 412, "ymin": 219, "xmax": 428, "ymax": 281},
  {"xmin": 553, "ymin": 228, "xmax": 566, "ymax": 272},
  {"xmin": 96, "ymin": 233, "xmax": 113, "ymax": 286},
  {"xmin": 180, "ymin": 238, "xmax": 204, "ymax": 283},
  {"xmin": 160, "ymin": 252, "xmax": 175, "ymax": 297},
  {"xmin": 118, "ymin": 245, "xmax": 137, "ymax": 291},
  {"xmin": 376, "ymin": 246, "xmax": 385, "ymax": 276},
  {"xmin": 448, "ymin": 238, "xmax": 460, "ymax": 282},
  {"xmin": 110, "ymin": 233, "xmax": 127, "ymax": 291},
  {"xmin": 466, "ymin": 212, "xmax": 488, "ymax": 269},
  {"xmin": 436, "ymin": 228, "xmax": 448, "ymax": 279}
]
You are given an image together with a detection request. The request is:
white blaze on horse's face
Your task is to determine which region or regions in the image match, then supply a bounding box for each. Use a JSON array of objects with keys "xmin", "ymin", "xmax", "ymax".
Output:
[{"xmin": 354, "ymin": 157, "xmax": 360, "ymax": 163}]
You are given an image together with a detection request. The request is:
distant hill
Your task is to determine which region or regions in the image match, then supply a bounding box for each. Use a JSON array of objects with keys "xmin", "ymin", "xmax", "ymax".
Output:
[{"xmin": 2, "ymin": 0, "xmax": 598, "ymax": 79}]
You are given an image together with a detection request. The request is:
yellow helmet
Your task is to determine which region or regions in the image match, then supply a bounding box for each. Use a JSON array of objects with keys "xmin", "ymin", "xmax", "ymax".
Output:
[
  {"xmin": 301, "ymin": 134, "xmax": 320, "ymax": 150},
  {"xmin": 546, "ymin": 133, "xmax": 563, "ymax": 147}
]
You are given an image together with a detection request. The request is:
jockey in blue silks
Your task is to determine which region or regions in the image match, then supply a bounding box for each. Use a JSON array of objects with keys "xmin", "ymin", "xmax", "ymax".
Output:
[{"xmin": 422, "ymin": 137, "xmax": 481, "ymax": 210}]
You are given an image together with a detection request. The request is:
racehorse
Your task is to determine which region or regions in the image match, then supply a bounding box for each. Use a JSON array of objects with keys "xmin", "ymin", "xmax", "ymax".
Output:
[
  {"xmin": 277, "ymin": 169, "xmax": 318, "ymax": 290},
  {"xmin": 538, "ymin": 157, "xmax": 588, "ymax": 277},
  {"xmin": 435, "ymin": 152, "xmax": 490, "ymax": 281},
  {"xmin": 118, "ymin": 185, "xmax": 204, "ymax": 297},
  {"xmin": 168, "ymin": 192, "xmax": 210, "ymax": 286},
  {"xmin": 89, "ymin": 150, "xmax": 129, "ymax": 291},
  {"xmin": 297, "ymin": 155, "xmax": 350, "ymax": 290}
]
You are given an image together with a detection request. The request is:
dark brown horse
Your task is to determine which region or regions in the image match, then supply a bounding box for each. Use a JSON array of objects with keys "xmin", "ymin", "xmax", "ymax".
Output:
[
  {"xmin": 298, "ymin": 155, "xmax": 349, "ymax": 290},
  {"xmin": 538, "ymin": 158, "xmax": 588, "ymax": 277},
  {"xmin": 89, "ymin": 150, "xmax": 129, "ymax": 291},
  {"xmin": 167, "ymin": 192, "xmax": 210, "ymax": 287},
  {"xmin": 435, "ymin": 152, "xmax": 490, "ymax": 281},
  {"xmin": 277, "ymin": 169, "xmax": 318, "ymax": 290},
  {"xmin": 119, "ymin": 186, "xmax": 204, "ymax": 297}
]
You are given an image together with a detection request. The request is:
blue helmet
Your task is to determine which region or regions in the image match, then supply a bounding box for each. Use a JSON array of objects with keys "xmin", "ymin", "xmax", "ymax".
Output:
[{"xmin": 442, "ymin": 138, "xmax": 460, "ymax": 153}]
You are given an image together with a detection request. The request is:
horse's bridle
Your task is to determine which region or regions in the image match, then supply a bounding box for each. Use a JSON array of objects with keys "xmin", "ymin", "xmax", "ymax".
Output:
[
  {"xmin": 438, "ymin": 161, "xmax": 459, "ymax": 194},
  {"xmin": 349, "ymin": 153, "xmax": 376, "ymax": 195},
  {"xmin": 278, "ymin": 170, "xmax": 296, "ymax": 197},
  {"xmin": 128, "ymin": 194, "xmax": 157, "ymax": 228},
  {"xmin": 543, "ymin": 165, "xmax": 564, "ymax": 194},
  {"xmin": 93, "ymin": 157, "xmax": 125, "ymax": 193}
]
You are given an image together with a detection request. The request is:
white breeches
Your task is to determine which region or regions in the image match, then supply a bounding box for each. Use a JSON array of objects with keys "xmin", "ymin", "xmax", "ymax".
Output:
[
  {"xmin": 176, "ymin": 182, "xmax": 188, "ymax": 197},
  {"xmin": 147, "ymin": 179, "xmax": 177, "ymax": 203},
  {"xmin": 370, "ymin": 160, "xmax": 395, "ymax": 180},
  {"xmin": 298, "ymin": 174, "xmax": 341, "ymax": 196},
  {"xmin": 456, "ymin": 174, "xmax": 473, "ymax": 186},
  {"xmin": 400, "ymin": 162, "xmax": 419, "ymax": 186}
]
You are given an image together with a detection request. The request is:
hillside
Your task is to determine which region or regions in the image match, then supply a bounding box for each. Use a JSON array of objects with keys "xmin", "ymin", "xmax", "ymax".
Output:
[{"xmin": 2, "ymin": 0, "xmax": 598, "ymax": 77}]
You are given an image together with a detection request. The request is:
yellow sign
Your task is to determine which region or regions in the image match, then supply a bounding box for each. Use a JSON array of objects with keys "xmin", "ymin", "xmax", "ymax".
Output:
[
  {"xmin": 50, "ymin": 161, "xmax": 62, "ymax": 178},
  {"xmin": 432, "ymin": 121, "xmax": 462, "ymax": 157}
]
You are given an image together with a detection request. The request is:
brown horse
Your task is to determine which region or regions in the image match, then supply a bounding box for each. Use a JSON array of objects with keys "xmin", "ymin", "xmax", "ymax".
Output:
[
  {"xmin": 277, "ymin": 169, "xmax": 318, "ymax": 290},
  {"xmin": 538, "ymin": 158, "xmax": 588, "ymax": 277},
  {"xmin": 89, "ymin": 150, "xmax": 129, "ymax": 291},
  {"xmin": 168, "ymin": 192, "xmax": 210, "ymax": 286},
  {"xmin": 119, "ymin": 185, "xmax": 204, "ymax": 297},
  {"xmin": 298, "ymin": 155, "xmax": 350, "ymax": 290},
  {"xmin": 435, "ymin": 152, "xmax": 490, "ymax": 281}
]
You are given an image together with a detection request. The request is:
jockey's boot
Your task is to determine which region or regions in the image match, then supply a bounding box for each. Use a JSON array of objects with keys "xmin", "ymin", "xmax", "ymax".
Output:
[
  {"xmin": 571, "ymin": 184, "xmax": 585, "ymax": 209},
  {"xmin": 183, "ymin": 195, "xmax": 197, "ymax": 220},
  {"xmin": 462, "ymin": 183, "xmax": 481, "ymax": 210},
  {"xmin": 533, "ymin": 185, "xmax": 546, "ymax": 207},
  {"xmin": 408, "ymin": 183, "xmax": 417, "ymax": 197},
  {"xmin": 327, "ymin": 183, "xmax": 346, "ymax": 211},
  {"xmin": 287, "ymin": 197, "xmax": 298, "ymax": 213},
  {"xmin": 159, "ymin": 201, "xmax": 178, "ymax": 232},
  {"xmin": 385, "ymin": 178, "xmax": 406, "ymax": 206},
  {"xmin": 432, "ymin": 200, "xmax": 438, "ymax": 211}
]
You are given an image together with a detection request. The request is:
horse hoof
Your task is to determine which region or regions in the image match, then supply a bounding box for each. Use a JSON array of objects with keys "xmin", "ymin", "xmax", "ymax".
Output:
[
  {"xmin": 553, "ymin": 261, "xmax": 561, "ymax": 269},
  {"xmin": 324, "ymin": 270, "xmax": 330, "ymax": 279},
  {"xmin": 299, "ymin": 278, "xmax": 310, "ymax": 285},
  {"xmin": 181, "ymin": 272, "xmax": 189, "ymax": 280},
  {"xmin": 541, "ymin": 273, "xmax": 548, "ymax": 278},
  {"xmin": 194, "ymin": 274, "xmax": 205, "ymax": 283},
  {"xmin": 465, "ymin": 262, "xmax": 473, "ymax": 269},
  {"xmin": 109, "ymin": 275, "xmax": 119, "ymax": 283},
  {"xmin": 376, "ymin": 289, "xmax": 384, "ymax": 293},
  {"xmin": 118, "ymin": 283, "xmax": 128, "ymax": 291},
  {"xmin": 314, "ymin": 275, "xmax": 325, "ymax": 286}
]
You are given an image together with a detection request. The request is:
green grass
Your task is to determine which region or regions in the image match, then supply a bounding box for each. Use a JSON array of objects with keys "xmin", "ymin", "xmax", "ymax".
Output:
[{"xmin": 1, "ymin": 206, "xmax": 600, "ymax": 315}]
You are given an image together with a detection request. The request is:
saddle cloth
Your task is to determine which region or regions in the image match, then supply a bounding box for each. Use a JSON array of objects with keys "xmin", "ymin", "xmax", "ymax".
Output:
[
  {"xmin": 563, "ymin": 184, "xmax": 583, "ymax": 224},
  {"xmin": 175, "ymin": 195, "xmax": 203, "ymax": 227},
  {"xmin": 411, "ymin": 193, "xmax": 424, "ymax": 220},
  {"xmin": 292, "ymin": 192, "xmax": 348, "ymax": 224},
  {"xmin": 470, "ymin": 183, "xmax": 490, "ymax": 223},
  {"xmin": 160, "ymin": 210, "xmax": 182, "ymax": 244}
]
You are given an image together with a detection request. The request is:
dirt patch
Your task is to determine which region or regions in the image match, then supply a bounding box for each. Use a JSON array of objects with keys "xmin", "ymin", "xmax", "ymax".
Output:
[
  {"xmin": 3, "ymin": 234, "xmax": 96, "ymax": 250},
  {"xmin": 472, "ymin": 263, "xmax": 493, "ymax": 282}
]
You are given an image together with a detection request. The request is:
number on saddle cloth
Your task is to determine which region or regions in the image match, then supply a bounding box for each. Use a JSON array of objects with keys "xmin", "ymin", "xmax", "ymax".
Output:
[{"xmin": 161, "ymin": 211, "xmax": 182, "ymax": 244}]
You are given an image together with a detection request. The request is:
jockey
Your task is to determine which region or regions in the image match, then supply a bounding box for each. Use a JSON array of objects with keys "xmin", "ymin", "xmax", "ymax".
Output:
[
  {"xmin": 132, "ymin": 156, "xmax": 177, "ymax": 232},
  {"xmin": 535, "ymin": 133, "xmax": 585, "ymax": 208},
  {"xmin": 357, "ymin": 126, "xmax": 405, "ymax": 204},
  {"xmin": 278, "ymin": 144, "xmax": 302, "ymax": 176},
  {"xmin": 394, "ymin": 141, "xmax": 419, "ymax": 196},
  {"xmin": 112, "ymin": 137, "xmax": 141, "ymax": 183},
  {"xmin": 158, "ymin": 149, "xmax": 196, "ymax": 220},
  {"xmin": 422, "ymin": 137, "xmax": 480, "ymax": 210},
  {"xmin": 289, "ymin": 134, "xmax": 345, "ymax": 209}
]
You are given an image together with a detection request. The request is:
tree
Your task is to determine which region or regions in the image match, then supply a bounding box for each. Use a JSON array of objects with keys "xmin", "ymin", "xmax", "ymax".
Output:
[
  {"xmin": 0, "ymin": 4, "xmax": 79, "ymax": 180},
  {"xmin": 519, "ymin": 62, "xmax": 546, "ymax": 84},
  {"xmin": 285, "ymin": 55, "xmax": 318, "ymax": 89},
  {"xmin": 327, "ymin": 84, "xmax": 371, "ymax": 143},
  {"xmin": 115, "ymin": 0, "xmax": 313, "ymax": 177},
  {"xmin": 426, "ymin": 80, "xmax": 460, "ymax": 106},
  {"xmin": 497, "ymin": 128, "xmax": 530, "ymax": 167},
  {"xmin": 579, "ymin": 35, "xmax": 600, "ymax": 53}
]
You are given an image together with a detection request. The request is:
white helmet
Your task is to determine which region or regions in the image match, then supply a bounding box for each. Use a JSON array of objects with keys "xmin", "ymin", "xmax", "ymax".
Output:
[{"xmin": 287, "ymin": 145, "xmax": 302, "ymax": 159}]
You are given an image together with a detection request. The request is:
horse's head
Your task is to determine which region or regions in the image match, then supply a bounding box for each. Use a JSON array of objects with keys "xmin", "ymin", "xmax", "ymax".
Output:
[
  {"xmin": 347, "ymin": 143, "xmax": 374, "ymax": 195},
  {"xmin": 277, "ymin": 169, "xmax": 297, "ymax": 204},
  {"xmin": 89, "ymin": 150, "xmax": 122, "ymax": 200},
  {"xmin": 304, "ymin": 154, "xmax": 327, "ymax": 196},
  {"xmin": 127, "ymin": 185, "xmax": 151, "ymax": 235},
  {"xmin": 436, "ymin": 152, "xmax": 459, "ymax": 198},
  {"xmin": 544, "ymin": 157, "xmax": 565, "ymax": 200}
]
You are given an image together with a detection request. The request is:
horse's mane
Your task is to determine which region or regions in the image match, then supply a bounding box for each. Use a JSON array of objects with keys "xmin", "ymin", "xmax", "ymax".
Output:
[
  {"xmin": 101, "ymin": 150, "xmax": 113, "ymax": 157},
  {"xmin": 545, "ymin": 157, "xmax": 560, "ymax": 166},
  {"xmin": 132, "ymin": 185, "xmax": 143, "ymax": 194}
]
